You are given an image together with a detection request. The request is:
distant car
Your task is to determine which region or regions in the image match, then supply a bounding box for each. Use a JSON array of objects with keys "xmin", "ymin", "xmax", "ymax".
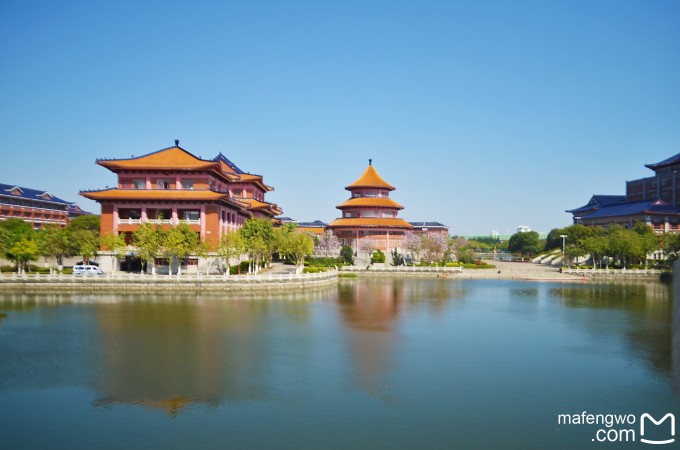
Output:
[{"xmin": 73, "ymin": 265, "xmax": 104, "ymax": 276}]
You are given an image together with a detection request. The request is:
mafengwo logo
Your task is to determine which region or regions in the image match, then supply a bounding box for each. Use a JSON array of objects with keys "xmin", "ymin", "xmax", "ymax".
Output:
[
  {"xmin": 640, "ymin": 413, "xmax": 675, "ymax": 445},
  {"xmin": 557, "ymin": 412, "xmax": 675, "ymax": 444}
]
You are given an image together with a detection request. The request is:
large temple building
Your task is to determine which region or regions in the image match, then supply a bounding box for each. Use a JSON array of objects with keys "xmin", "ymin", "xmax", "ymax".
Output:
[
  {"xmin": 0, "ymin": 182, "xmax": 89, "ymax": 229},
  {"xmin": 329, "ymin": 160, "xmax": 414, "ymax": 251},
  {"xmin": 81, "ymin": 141, "xmax": 282, "ymax": 250},
  {"xmin": 568, "ymin": 152, "xmax": 680, "ymax": 232}
]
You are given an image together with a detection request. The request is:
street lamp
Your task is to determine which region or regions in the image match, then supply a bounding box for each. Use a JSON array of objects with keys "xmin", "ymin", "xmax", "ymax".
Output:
[{"xmin": 560, "ymin": 234, "xmax": 567, "ymax": 267}]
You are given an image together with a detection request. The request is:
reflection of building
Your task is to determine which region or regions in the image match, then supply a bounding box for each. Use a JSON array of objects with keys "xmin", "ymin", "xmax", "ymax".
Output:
[
  {"xmin": 80, "ymin": 141, "xmax": 282, "ymax": 249},
  {"xmin": 0, "ymin": 182, "xmax": 90, "ymax": 229},
  {"xmin": 329, "ymin": 161, "xmax": 413, "ymax": 251},
  {"xmin": 568, "ymin": 153, "xmax": 680, "ymax": 232}
]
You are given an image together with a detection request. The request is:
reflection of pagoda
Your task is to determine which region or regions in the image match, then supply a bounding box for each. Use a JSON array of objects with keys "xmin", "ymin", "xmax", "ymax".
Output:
[{"xmin": 329, "ymin": 160, "xmax": 412, "ymax": 252}]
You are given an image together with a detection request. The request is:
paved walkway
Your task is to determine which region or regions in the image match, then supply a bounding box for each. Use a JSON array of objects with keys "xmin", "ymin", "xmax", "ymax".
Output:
[{"xmin": 454, "ymin": 260, "xmax": 583, "ymax": 281}]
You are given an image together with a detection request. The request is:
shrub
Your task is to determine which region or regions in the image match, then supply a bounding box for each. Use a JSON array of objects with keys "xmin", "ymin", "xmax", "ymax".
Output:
[
  {"xmin": 372, "ymin": 250, "xmax": 386, "ymax": 264},
  {"xmin": 338, "ymin": 272, "xmax": 357, "ymax": 278},
  {"xmin": 340, "ymin": 245, "xmax": 354, "ymax": 265}
]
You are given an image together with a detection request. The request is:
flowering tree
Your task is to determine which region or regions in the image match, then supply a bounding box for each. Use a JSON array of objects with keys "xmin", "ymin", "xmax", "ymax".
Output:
[
  {"xmin": 316, "ymin": 230, "xmax": 341, "ymax": 256},
  {"xmin": 420, "ymin": 232, "xmax": 450, "ymax": 264},
  {"xmin": 359, "ymin": 238, "xmax": 376, "ymax": 254},
  {"xmin": 403, "ymin": 231, "xmax": 423, "ymax": 262}
]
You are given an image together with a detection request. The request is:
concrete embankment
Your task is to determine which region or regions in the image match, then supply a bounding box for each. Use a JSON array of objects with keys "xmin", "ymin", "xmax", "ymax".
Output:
[{"xmin": 0, "ymin": 271, "xmax": 339, "ymax": 293}]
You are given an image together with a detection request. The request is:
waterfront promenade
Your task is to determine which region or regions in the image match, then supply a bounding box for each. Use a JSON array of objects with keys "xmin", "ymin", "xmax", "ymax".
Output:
[{"xmin": 0, "ymin": 261, "xmax": 664, "ymax": 292}]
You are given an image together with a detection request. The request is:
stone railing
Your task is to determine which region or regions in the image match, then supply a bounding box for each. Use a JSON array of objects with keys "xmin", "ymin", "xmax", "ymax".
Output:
[
  {"xmin": 561, "ymin": 268, "xmax": 664, "ymax": 277},
  {"xmin": 0, "ymin": 268, "xmax": 339, "ymax": 291}
]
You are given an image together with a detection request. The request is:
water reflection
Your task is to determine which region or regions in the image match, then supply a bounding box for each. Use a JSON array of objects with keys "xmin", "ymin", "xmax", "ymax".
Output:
[
  {"xmin": 550, "ymin": 281, "xmax": 672, "ymax": 375},
  {"xmin": 0, "ymin": 279, "xmax": 672, "ymax": 421}
]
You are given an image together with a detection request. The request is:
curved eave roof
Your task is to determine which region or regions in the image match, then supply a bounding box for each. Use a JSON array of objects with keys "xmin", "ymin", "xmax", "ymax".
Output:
[
  {"xmin": 237, "ymin": 174, "xmax": 274, "ymax": 192},
  {"xmin": 328, "ymin": 218, "xmax": 413, "ymax": 229},
  {"xmin": 97, "ymin": 147, "xmax": 219, "ymax": 171},
  {"xmin": 578, "ymin": 199, "xmax": 680, "ymax": 219},
  {"xmin": 645, "ymin": 152, "xmax": 680, "ymax": 171},
  {"xmin": 345, "ymin": 165, "xmax": 395, "ymax": 191},
  {"xmin": 336, "ymin": 197, "xmax": 404, "ymax": 209},
  {"xmin": 80, "ymin": 188, "xmax": 232, "ymax": 202},
  {"xmin": 237, "ymin": 198, "xmax": 283, "ymax": 216}
]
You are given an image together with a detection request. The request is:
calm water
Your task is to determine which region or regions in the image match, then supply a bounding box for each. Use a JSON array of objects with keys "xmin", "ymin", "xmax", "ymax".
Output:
[{"xmin": 0, "ymin": 278, "xmax": 677, "ymax": 449}]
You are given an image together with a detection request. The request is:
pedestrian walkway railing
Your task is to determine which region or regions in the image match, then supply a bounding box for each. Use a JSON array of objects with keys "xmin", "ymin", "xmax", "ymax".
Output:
[
  {"xmin": 561, "ymin": 267, "xmax": 663, "ymax": 276},
  {"xmin": 340, "ymin": 265, "xmax": 463, "ymax": 273},
  {"xmin": 0, "ymin": 268, "xmax": 339, "ymax": 284}
]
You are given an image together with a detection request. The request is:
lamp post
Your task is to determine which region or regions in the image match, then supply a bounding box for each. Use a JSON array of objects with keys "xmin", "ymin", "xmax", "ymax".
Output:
[{"xmin": 560, "ymin": 234, "xmax": 567, "ymax": 267}]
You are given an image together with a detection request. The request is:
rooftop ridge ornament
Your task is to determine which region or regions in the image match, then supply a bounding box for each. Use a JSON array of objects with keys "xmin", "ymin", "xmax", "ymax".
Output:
[{"xmin": 369, "ymin": 158, "xmax": 372, "ymax": 165}]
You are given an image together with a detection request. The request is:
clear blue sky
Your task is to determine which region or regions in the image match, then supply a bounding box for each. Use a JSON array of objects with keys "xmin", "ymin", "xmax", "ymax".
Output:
[{"xmin": 1, "ymin": 0, "xmax": 678, "ymax": 235}]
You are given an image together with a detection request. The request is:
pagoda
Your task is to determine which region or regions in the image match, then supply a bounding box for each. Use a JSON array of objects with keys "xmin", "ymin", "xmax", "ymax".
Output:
[
  {"xmin": 329, "ymin": 160, "xmax": 412, "ymax": 252},
  {"xmin": 81, "ymin": 141, "xmax": 282, "ymax": 250}
]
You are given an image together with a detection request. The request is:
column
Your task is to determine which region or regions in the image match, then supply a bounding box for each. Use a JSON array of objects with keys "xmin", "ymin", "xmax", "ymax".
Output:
[
  {"xmin": 113, "ymin": 205, "xmax": 119, "ymax": 233},
  {"xmin": 146, "ymin": 176, "xmax": 151, "ymax": 189},
  {"xmin": 172, "ymin": 208, "xmax": 179, "ymax": 225},
  {"xmin": 141, "ymin": 207, "xmax": 147, "ymax": 223},
  {"xmin": 200, "ymin": 206, "xmax": 206, "ymax": 240}
]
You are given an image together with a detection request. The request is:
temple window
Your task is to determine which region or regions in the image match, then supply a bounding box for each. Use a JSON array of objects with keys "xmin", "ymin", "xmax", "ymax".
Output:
[
  {"xmin": 133, "ymin": 179, "xmax": 145, "ymax": 189},
  {"xmin": 119, "ymin": 209, "xmax": 141, "ymax": 220},
  {"xmin": 180, "ymin": 210, "xmax": 200, "ymax": 221},
  {"xmin": 182, "ymin": 179, "xmax": 194, "ymax": 189},
  {"xmin": 232, "ymin": 189, "xmax": 242, "ymax": 197},
  {"xmin": 156, "ymin": 179, "xmax": 172, "ymax": 189}
]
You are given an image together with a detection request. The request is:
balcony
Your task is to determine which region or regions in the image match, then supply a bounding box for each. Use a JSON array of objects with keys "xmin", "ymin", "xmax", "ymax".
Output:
[{"xmin": 116, "ymin": 218, "xmax": 200, "ymax": 225}]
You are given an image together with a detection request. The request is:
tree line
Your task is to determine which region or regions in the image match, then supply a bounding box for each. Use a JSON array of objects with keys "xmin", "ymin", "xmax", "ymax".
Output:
[
  {"xmin": 506, "ymin": 223, "xmax": 673, "ymax": 268},
  {"xmin": 0, "ymin": 216, "xmax": 316, "ymax": 275}
]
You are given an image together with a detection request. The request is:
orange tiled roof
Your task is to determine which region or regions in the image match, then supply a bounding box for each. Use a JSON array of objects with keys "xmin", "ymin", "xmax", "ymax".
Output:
[
  {"xmin": 345, "ymin": 164, "xmax": 395, "ymax": 191},
  {"xmin": 237, "ymin": 174, "xmax": 273, "ymax": 192},
  {"xmin": 297, "ymin": 226, "xmax": 326, "ymax": 235},
  {"xmin": 97, "ymin": 147, "xmax": 218, "ymax": 171},
  {"xmin": 80, "ymin": 188, "xmax": 232, "ymax": 202},
  {"xmin": 237, "ymin": 198, "xmax": 283, "ymax": 215},
  {"xmin": 337, "ymin": 197, "xmax": 403, "ymax": 209},
  {"xmin": 328, "ymin": 218, "xmax": 413, "ymax": 228}
]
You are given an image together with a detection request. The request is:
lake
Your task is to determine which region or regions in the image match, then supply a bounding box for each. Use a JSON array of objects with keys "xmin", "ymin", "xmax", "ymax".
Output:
[{"xmin": 0, "ymin": 278, "xmax": 677, "ymax": 449}]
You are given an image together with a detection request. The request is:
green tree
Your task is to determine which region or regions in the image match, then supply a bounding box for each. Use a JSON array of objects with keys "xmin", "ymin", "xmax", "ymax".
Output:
[
  {"xmin": 133, "ymin": 223, "xmax": 166, "ymax": 274},
  {"xmin": 10, "ymin": 237, "xmax": 39, "ymax": 273},
  {"xmin": 67, "ymin": 215, "xmax": 100, "ymax": 233},
  {"xmin": 285, "ymin": 231, "xmax": 314, "ymax": 273},
  {"xmin": 582, "ymin": 233, "xmax": 608, "ymax": 268},
  {"xmin": 71, "ymin": 229, "xmax": 100, "ymax": 264},
  {"xmin": 37, "ymin": 224, "xmax": 74, "ymax": 272},
  {"xmin": 100, "ymin": 232, "xmax": 127, "ymax": 273},
  {"xmin": 0, "ymin": 218, "xmax": 35, "ymax": 271},
  {"xmin": 508, "ymin": 231, "xmax": 543, "ymax": 260},
  {"xmin": 340, "ymin": 245, "xmax": 354, "ymax": 265},
  {"xmin": 164, "ymin": 222, "xmax": 200, "ymax": 276},
  {"xmin": 391, "ymin": 248, "xmax": 405, "ymax": 266},
  {"xmin": 217, "ymin": 230, "xmax": 245, "ymax": 275},
  {"xmin": 633, "ymin": 222, "xmax": 659, "ymax": 268},
  {"xmin": 239, "ymin": 218, "xmax": 276, "ymax": 272},
  {"xmin": 66, "ymin": 215, "xmax": 100, "ymax": 264}
]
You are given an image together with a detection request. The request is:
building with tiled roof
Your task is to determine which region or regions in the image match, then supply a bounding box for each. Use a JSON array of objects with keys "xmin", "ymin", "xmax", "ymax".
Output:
[
  {"xmin": 409, "ymin": 221, "xmax": 449, "ymax": 235},
  {"xmin": 0, "ymin": 182, "xmax": 89, "ymax": 228},
  {"xmin": 329, "ymin": 160, "xmax": 413, "ymax": 251},
  {"xmin": 568, "ymin": 153, "xmax": 680, "ymax": 232},
  {"xmin": 81, "ymin": 141, "xmax": 282, "ymax": 251}
]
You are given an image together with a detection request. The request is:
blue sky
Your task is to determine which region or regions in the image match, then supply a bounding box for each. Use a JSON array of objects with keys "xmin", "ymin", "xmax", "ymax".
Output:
[{"xmin": 1, "ymin": 0, "xmax": 678, "ymax": 235}]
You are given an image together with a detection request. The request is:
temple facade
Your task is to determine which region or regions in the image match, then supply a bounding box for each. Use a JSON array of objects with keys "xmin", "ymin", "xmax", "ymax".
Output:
[
  {"xmin": 329, "ymin": 160, "xmax": 413, "ymax": 251},
  {"xmin": 568, "ymin": 152, "xmax": 680, "ymax": 232},
  {"xmin": 81, "ymin": 141, "xmax": 282, "ymax": 250}
]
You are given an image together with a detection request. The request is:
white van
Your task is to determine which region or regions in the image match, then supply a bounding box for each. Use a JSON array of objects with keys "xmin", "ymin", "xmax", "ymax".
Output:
[{"xmin": 73, "ymin": 265, "xmax": 104, "ymax": 276}]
